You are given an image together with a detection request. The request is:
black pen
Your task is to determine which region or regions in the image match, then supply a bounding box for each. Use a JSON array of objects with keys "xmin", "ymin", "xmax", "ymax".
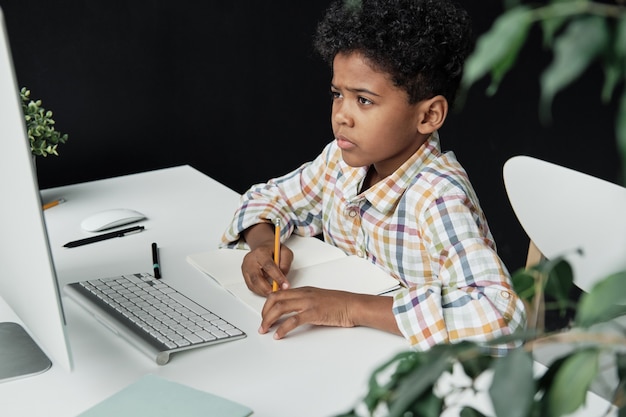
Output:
[
  {"xmin": 151, "ymin": 242, "xmax": 161, "ymax": 279},
  {"xmin": 63, "ymin": 226, "xmax": 145, "ymax": 248}
]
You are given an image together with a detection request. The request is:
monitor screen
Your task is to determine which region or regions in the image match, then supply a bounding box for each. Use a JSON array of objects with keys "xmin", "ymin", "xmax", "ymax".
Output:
[{"xmin": 0, "ymin": 6, "xmax": 72, "ymax": 379}]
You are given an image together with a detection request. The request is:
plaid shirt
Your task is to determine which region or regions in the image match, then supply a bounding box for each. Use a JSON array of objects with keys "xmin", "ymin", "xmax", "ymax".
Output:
[{"xmin": 221, "ymin": 133, "xmax": 526, "ymax": 354}]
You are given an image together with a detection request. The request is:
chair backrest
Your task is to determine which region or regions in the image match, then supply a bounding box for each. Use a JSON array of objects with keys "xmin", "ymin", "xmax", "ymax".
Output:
[{"xmin": 503, "ymin": 156, "xmax": 626, "ymax": 292}]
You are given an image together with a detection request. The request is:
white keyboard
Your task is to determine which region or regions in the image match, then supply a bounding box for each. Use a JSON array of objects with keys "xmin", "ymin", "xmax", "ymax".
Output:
[{"xmin": 65, "ymin": 272, "xmax": 245, "ymax": 365}]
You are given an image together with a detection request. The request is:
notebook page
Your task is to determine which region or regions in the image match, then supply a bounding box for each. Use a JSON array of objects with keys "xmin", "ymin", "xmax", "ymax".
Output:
[
  {"xmin": 186, "ymin": 235, "xmax": 347, "ymax": 287},
  {"xmin": 187, "ymin": 236, "xmax": 400, "ymax": 316},
  {"xmin": 220, "ymin": 255, "xmax": 401, "ymax": 315}
]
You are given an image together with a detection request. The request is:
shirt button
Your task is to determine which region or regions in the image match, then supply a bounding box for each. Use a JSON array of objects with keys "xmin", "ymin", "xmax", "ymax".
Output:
[
  {"xmin": 356, "ymin": 250, "xmax": 364, "ymax": 258},
  {"xmin": 348, "ymin": 210, "xmax": 358, "ymax": 218},
  {"xmin": 500, "ymin": 291, "xmax": 510, "ymax": 299}
]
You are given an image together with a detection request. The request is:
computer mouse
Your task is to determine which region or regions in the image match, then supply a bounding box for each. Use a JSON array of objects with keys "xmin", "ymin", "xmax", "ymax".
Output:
[{"xmin": 80, "ymin": 208, "xmax": 146, "ymax": 232}]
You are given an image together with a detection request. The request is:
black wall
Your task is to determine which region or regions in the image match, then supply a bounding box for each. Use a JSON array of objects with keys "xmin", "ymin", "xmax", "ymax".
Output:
[{"xmin": 1, "ymin": 1, "xmax": 621, "ymax": 273}]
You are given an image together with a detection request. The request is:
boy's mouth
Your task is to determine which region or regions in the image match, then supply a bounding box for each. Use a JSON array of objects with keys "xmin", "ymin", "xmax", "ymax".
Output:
[{"xmin": 336, "ymin": 135, "xmax": 356, "ymax": 150}]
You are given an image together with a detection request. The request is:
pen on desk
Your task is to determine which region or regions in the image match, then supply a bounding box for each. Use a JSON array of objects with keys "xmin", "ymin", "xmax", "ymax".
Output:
[
  {"xmin": 151, "ymin": 242, "xmax": 161, "ymax": 279},
  {"xmin": 273, "ymin": 218, "xmax": 281, "ymax": 292},
  {"xmin": 43, "ymin": 198, "xmax": 65, "ymax": 210},
  {"xmin": 63, "ymin": 225, "xmax": 145, "ymax": 248}
]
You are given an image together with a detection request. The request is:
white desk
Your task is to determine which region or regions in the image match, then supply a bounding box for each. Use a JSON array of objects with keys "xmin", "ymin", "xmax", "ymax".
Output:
[
  {"xmin": 0, "ymin": 165, "xmax": 408, "ymax": 417},
  {"xmin": 0, "ymin": 165, "xmax": 617, "ymax": 417}
]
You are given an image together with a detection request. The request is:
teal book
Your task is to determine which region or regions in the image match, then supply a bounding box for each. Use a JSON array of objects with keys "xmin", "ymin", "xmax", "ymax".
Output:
[{"xmin": 78, "ymin": 374, "xmax": 253, "ymax": 417}]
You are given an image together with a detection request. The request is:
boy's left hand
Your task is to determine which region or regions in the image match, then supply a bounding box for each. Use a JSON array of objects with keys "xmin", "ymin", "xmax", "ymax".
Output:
[{"xmin": 258, "ymin": 287, "xmax": 356, "ymax": 339}]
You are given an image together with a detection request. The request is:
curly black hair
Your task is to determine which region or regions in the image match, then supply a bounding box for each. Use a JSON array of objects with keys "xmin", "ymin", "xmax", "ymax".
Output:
[{"xmin": 314, "ymin": 0, "xmax": 472, "ymax": 106}]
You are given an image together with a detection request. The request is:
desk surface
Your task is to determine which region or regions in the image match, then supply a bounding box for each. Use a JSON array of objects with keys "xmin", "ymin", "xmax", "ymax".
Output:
[
  {"xmin": 0, "ymin": 165, "xmax": 616, "ymax": 417},
  {"xmin": 0, "ymin": 165, "xmax": 408, "ymax": 417}
]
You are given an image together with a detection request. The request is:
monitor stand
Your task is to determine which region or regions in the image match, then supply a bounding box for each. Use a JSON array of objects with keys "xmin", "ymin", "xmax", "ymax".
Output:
[{"xmin": 0, "ymin": 322, "xmax": 51, "ymax": 382}]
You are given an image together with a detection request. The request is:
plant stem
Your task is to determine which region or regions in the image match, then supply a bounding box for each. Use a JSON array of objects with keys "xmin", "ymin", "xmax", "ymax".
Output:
[
  {"xmin": 529, "ymin": 1, "xmax": 625, "ymax": 23},
  {"xmin": 526, "ymin": 330, "xmax": 626, "ymax": 350}
]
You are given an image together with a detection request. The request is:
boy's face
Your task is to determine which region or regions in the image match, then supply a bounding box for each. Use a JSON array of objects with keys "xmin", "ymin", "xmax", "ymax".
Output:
[{"xmin": 331, "ymin": 52, "xmax": 431, "ymax": 179}]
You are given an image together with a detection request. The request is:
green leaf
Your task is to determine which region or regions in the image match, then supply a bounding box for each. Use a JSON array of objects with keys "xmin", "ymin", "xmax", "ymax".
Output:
[
  {"xmin": 459, "ymin": 352, "xmax": 493, "ymax": 380},
  {"xmin": 334, "ymin": 412, "xmax": 357, "ymax": 417},
  {"xmin": 601, "ymin": 13, "xmax": 626, "ymax": 103},
  {"xmin": 575, "ymin": 271, "xmax": 626, "ymax": 328},
  {"xmin": 461, "ymin": 6, "xmax": 532, "ymax": 94},
  {"xmin": 387, "ymin": 347, "xmax": 453, "ymax": 417},
  {"xmin": 614, "ymin": 12, "xmax": 626, "ymax": 63},
  {"xmin": 543, "ymin": 257, "xmax": 574, "ymax": 315},
  {"xmin": 373, "ymin": 343, "xmax": 477, "ymax": 417},
  {"xmin": 460, "ymin": 407, "xmax": 488, "ymax": 417},
  {"xmin": 360, "ymin": 349, "xmax": 433, "ymax": 412},
  {"xmin": 516, "ymin": 256, "xmax": 574, "ymax": 314},
  {"xmin": 361, "ymin": 351, "xmax": 410, "ymax": 410},
  {"xmin": 617, "ymin": 352, "xmax": 626, "ymax": 382},
  {"xmin": 537, "ymin": 354, "xmax": 567, "ymax": 394},
  {"xmin": 546, "ymin": 348, "xmax": 600, "ymax": 417},
  {"xmin": 540, "ymin": 16, "xmax": 609, "ymax": 122},
  {"xmin": 616, "ymin": 353, "xmax": 626, "ymax": 413},
  {"xmin": 511, "ymin": 269, "xmax": 536, "ymax": 301},
  {"xmin": 602, "ymin": 58, "xmax": 622, "ymax": 104},
  {"xmin": 540, "ymin": 0, "xmax": 578, "ymax": 47},
  {"xmin": 489, "ymin": 348, "xmax": 535, "ymax": 417},
  {"xmin": 407, "ymin": 391, "xmax": 443, "ymax": 417}
]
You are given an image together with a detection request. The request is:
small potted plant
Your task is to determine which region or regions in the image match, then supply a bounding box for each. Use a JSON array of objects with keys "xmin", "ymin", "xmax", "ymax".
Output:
[{"xmin": 20, "ymin": 87, "xmax": 69, "ymax": 157}]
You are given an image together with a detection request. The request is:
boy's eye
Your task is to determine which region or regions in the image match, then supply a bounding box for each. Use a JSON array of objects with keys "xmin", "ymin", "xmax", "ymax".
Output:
[
  {"xmin": 358, "ymin": 96, "xmax": 373, "ymax": 105},
  {"xmin": 330, "ymin": 90, "xmax": 342, "ymax": 100}
]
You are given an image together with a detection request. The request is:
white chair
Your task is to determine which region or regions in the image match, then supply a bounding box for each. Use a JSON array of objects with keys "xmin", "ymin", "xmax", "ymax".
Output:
[{"xmin": 503, "ymin": 155, "xmax": 626, "ymax": 293}]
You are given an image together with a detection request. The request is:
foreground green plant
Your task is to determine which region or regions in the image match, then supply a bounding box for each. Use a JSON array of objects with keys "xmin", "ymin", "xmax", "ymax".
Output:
[
  {"xmin": 20, "ymin": 87, "xmax": 69, "ymax": 157},
  {"xmin": 460, "ymin": 0, "xmax": 626, "ymax": 183},
  {"xmin": 337, "ymin": 260, "xmax": 626, "ymax": 417}
]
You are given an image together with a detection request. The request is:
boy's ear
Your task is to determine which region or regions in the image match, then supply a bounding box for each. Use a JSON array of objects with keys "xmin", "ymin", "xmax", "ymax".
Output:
[{"xmin": 416, "ymin": 95, "xmax": 448, "ymax": 134}]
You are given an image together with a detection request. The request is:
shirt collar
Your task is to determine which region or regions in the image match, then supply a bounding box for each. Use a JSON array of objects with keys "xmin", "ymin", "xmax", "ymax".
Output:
[{"xmin": 340, "ymin": 132, "xmax": 443, "ymax": 214}]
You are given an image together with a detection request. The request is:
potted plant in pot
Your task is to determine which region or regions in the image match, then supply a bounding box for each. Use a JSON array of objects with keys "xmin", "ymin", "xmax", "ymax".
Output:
[
  {"xmin": 20, "ymin": 87, "xmax": 69, "ymax": 157},
  {"xmin": 335, "ymin": 1, "xmax": 626, "ymax": 416}
]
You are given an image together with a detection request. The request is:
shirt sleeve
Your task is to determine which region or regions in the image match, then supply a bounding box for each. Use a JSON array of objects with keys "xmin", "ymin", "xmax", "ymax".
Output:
[
  {"xmin": 220, "ymin": 143, "xmax": 334, "ymax": 248},
  {"xmin": 392, "ymin": 191, "xmax": 526, "ymax": 355}
]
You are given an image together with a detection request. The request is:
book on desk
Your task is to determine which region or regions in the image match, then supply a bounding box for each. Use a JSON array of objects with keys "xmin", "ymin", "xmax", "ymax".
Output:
[
  {"xmin": 187, "ymin": 235, "xmax": 401, "ymax": 315},
  {"xmin": 77, "ymin": 374, "xmax": 253, "ymax": 417}
]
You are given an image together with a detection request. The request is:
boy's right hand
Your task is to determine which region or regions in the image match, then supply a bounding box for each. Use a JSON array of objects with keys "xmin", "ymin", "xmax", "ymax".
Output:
[{"xmin": 241, "ymin": 223, "xmax": 293, "ymax": 296}]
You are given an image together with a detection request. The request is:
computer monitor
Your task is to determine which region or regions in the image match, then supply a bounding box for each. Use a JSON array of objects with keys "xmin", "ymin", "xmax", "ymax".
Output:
[{"xmin": 0, "ymin": 6, "xmax": 73, "ymax": 381}]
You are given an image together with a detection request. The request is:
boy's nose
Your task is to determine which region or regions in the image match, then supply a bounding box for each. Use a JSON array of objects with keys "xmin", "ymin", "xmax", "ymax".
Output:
[{"xmin": 332, "ymin": 104, "xmax": 354, "ymax": 127}]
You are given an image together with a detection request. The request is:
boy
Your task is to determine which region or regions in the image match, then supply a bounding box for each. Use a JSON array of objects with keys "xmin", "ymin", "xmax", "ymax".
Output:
[{"xmin": 221, "ymin": 0, "xmax": 525, "ymax": 354}]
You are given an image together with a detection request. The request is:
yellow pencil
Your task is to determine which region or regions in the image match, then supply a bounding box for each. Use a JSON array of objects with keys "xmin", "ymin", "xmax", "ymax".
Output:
[
  {"xmin": 273, "ymin": 218, "xmax": 281, "ymax": 292},
  {"xmin": 42, "ymin": 198, "xmax": 65, "ymax": 210}
]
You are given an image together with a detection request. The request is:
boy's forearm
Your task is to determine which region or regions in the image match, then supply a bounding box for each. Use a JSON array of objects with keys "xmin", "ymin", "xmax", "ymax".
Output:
[
  {"xmin": 349, "ymin": 293, "xmax": 402, "ymax": 336},
  {"xmin": 242, "ymin": 222, "xmax": 276, "ymax": 250}
]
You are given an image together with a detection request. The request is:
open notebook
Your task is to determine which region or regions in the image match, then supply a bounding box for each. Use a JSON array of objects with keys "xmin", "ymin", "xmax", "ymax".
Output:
[{"xmin": 186, "ymin": 235, "xmax": 401, "ymax": 315}]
